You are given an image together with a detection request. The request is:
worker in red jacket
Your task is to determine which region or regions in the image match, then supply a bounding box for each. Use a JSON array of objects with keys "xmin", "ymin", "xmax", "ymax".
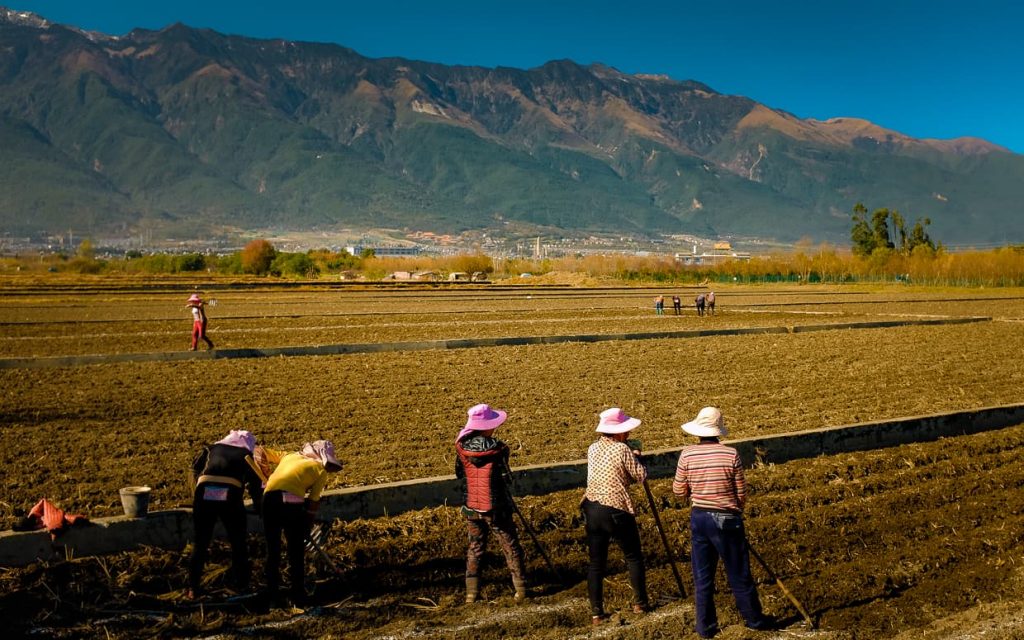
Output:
[{"xmin": 455, "ymin": 403, "xmax": 527, "ymax": 604}]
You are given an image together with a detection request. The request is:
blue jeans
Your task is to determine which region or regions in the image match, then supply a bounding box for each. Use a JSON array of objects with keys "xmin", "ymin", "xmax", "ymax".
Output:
[{"xmin": 690, "ymin": 508, "xmax": 765, "ymax": 637}]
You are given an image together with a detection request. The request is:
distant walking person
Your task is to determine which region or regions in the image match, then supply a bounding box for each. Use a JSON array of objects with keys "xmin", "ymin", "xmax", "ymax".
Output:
[
  {"xmin": 673, "ymin": 407, "xmax": 775, "ymax": 638},
  {"xmin": 672, "ymin": 295, "xmax": 682, "ymax": 315},
  {"xmin": 455, "ymin": 403, "xmax": 528, "ymax": 603},
  {"xmin": 695, "ymin": 293, "xmax": 706, "ymax": 317},
  {"xmin": 187, "ymin": 293, "xmax": 214, "ymax": 351},
  {"xmin": 188, "ymin": 429, "xmax": 263, "ymax": 600},
  {"xmin": 582, "ymin": 408, "xmax": 650, "ymax": 625},
  {"xmin": 707, "ymin": 291, "xmax": 716, "ymax": 315},
  {"xmin": 654, "ymin": 295, "xmax": 665, "ymax": 315}
]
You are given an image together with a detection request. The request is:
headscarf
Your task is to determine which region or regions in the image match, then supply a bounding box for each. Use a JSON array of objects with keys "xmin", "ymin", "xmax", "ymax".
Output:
[
  {"xmin": 216, "ymin": 429, "xmax": 256, "ymax": 453},
  {"xmin": 301, "ymin": 439, "xmax": 342, "ymax": 471}
]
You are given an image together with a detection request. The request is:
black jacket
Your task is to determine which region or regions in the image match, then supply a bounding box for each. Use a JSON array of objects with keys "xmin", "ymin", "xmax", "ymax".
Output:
[{"xmin": 192, "ymin": 443, "xmax": 264, "ymax": 509}]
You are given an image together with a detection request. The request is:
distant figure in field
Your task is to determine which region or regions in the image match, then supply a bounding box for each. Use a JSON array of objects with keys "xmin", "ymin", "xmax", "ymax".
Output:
[
  {"xmin": 455, "ymin": 403, "xmax": 527, "ymax": 604},
  {"xmin": 695, "ymin": 293, "xmax": 706, "ymax": 317},
  {"xmin": 707, "ymin": 291, "xmax": 716, "ymax": 316},
  {"xmin": 187, "ymin": 293, "xmax": 214, "ymax": 351},
  {"xmin": 672, "ymin": 295, "xmax": 682, "ymax": 315},
  {"xmin": 654, "ymin": 295, "xmax": 665, "ymax": 316}
]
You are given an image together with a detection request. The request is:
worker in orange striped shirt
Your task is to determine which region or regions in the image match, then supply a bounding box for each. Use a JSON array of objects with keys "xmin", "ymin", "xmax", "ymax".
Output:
[{"xmin": 673, "ymin": 407, "xmax": 775, "ymax": 638}]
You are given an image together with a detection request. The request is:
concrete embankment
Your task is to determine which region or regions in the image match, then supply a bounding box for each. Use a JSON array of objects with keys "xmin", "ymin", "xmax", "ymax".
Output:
[
  {"xmin": 0, "ymin": 316, "xmax": 989, "ymax": 369},
  {"xmin": 2, "ymin": 401, "xmax": 1021, "ymax": 566}
]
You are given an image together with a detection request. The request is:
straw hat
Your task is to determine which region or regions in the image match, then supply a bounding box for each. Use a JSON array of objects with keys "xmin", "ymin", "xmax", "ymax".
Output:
[
  {"xmin": 187, "ymin": 293, "xmax": 202, "ymax": 305},
  {"xmin": 596, "ymin": 408, "xmax": 641, "ymax": 434},
  {"xmin": 681, "ymin": 406, "xmax": 727, "ymax": 437}
]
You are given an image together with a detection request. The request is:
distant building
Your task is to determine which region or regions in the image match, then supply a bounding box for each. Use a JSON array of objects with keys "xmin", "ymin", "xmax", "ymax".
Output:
[
  {"xmin": 675, "ymin": 242, "xmax": 751, "ymax": 265},
  {"xmin": 346, "ymin": 245, "xmax": 421, "ymax": 257}
]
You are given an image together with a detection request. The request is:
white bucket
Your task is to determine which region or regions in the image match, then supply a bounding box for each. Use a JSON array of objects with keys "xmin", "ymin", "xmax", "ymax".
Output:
[{"xmin": 119, "ymin": 486, "xmax": 152, "ymax": 518}]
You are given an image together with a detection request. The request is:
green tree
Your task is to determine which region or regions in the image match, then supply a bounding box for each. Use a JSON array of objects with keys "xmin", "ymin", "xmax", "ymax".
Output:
[
  {"xmin": 175, "ymin": 253, "xmax": 207, "ymax": 272},
  {"xmin": 241, "ymin": 239, "xmax": 276, "ymax": 275},
  {"xmin": 871, "ymin": 208, "xmax": 895, "ymax": 251},
  {"xmin": 850, "ymin": 203, "xmax": 875, "ymax": 256},
  {"xmin": 270, "ymin": 252, "xmax": 318, "ymax": 277},
  {"xmin": 906, "ymin": 217, "xmax": 935, "ymax": 253}
]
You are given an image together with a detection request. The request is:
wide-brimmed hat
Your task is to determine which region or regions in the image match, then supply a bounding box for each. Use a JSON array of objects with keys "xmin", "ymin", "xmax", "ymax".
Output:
[
  {"xmin": 187, "ymin": 293, "xmax": 202, "ymax": 304},
  {"xmin": 682, "ymin": 406, "xmax": 728, "ymax": 437},
  {"xmin": 302, "ymin": 440, "xmax": 342, "ymax": 471},
  {"xmin": 456, "ymin": 403, "xmax": 508, "ymax": 442},
  {"xmin": 596, "ymin": 408, "xmax": 641, "ymax": 434}
]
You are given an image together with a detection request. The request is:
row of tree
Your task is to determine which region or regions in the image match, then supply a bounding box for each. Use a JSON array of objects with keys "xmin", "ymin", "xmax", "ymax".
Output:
[{"xmin": 850, "ymin": 203, "xmax": 935, "ymax": 257}]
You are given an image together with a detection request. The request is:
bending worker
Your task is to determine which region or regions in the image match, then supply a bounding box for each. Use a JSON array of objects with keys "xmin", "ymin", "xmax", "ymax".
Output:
[
  {"xmin": 673, "ymin": 407, "xmax": 775, "ymax": 638},
  {"xmin": 455, "ymin": 403, "xmax": 528, "ymax": 603},
  {"xmin": 259, "ymin": 440, "xmax": 342, "ymax": 604},
  {"xmin": 582, "ymin": 407, "xmax": 650, "ymax": 624},
  {"xmin": 188, "ymin": 429, "xmax": 263, "ymax": 599}
]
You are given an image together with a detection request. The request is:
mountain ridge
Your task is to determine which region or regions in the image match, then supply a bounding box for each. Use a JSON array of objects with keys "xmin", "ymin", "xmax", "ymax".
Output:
[{"xmin": 1, "ymin": 6, "xmax": 1020, "ymax": 244}]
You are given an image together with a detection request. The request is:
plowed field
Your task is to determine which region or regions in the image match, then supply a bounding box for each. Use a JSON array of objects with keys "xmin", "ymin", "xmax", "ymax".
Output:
[{"xmin": 2, "ymin": 282, "xmax": 1024, "ymax": 639}]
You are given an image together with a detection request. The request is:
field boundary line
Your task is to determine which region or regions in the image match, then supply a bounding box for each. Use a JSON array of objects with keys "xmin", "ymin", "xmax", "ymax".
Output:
[
  {"xmin": 0, "ymin": 316, "xmax": 991, "ymax": 369},
  {"xmin": 3, "ymin": 401, "xmax": 1024, "ymax": 566}
]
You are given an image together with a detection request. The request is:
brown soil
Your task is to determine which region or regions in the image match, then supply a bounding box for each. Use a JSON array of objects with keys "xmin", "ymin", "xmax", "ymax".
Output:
[
  {"xmin": 3, "ymin": 424, "xmax": 1024, "ymax": 639},
  {"xmin": 3, "ymin": 283, "xmax": 1024, "ymax": 638}
]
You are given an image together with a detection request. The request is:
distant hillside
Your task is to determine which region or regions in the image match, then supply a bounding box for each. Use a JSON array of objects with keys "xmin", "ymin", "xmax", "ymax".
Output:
[{"xmin": 1, "ymin": 6, "xmax": 1021, "ymax": 243}]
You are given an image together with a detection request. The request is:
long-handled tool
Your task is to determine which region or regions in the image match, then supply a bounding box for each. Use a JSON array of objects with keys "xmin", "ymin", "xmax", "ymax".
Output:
[
  {"xmin": 507, "ymin": 493, "xmax": 563, "ymax": 583},
  {"xmin": 642, "ymin": 480, "xmax": 687, "ymax": 598},
  {"xmin": 245, "ymin": 455, "xmax": 342, "ymax": 576},
  {"xmin": 502, "ymin": 462, "xmax": 563, "ymax": 583},
  {"xmin": 747, "ymin": 540, "xmax": 815, "ymax": 628}
]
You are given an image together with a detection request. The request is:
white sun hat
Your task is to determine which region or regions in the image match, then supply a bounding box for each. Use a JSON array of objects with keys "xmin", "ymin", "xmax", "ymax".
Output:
[{"xmin": 681, "ymin": 406, "xmax": 728, "ymax": 437}]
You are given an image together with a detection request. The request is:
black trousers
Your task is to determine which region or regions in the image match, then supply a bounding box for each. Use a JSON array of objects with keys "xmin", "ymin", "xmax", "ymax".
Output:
[
  {"xmin": 582, "ymin": 498, "xmax": 648, "ymax": 615},
  {"xmin": 190, "ymin": 483, "xmax": 249, "ymax": 592},
  {"xmin": 262, "ymin": 490, "xmax": 310, "ymax": 595}
]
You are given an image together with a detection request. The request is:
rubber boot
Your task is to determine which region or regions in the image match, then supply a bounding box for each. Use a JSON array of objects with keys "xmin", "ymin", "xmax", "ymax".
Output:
[
  {"xmin": 513, "ymin": 578, "xmax": 528, "ymax": 603},
  {"xmin": 465, "ymin": 576, "xmax": 479, "ymax": 604}
]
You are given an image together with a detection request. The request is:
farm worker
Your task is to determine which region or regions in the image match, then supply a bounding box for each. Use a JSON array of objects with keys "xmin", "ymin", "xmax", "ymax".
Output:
[
  {"xmin": 186, "ymin": 293, "xmax": 214, "ymax": 351},
  {"xmin": 695, "ymin": 293, "xmax": 706, "ymax": 317},
  {"xmin": 455, "ymin": 403, "xmax": 528, "ymax": 603},
  {"xmin": 260, "ymin": 440, "xmax": 342, "ymax": 605},
  {"xmin": 707, "ymin": 291, "xmax": 716, "ymax": 315},
  {"xmin": 653, "ymin": 295, "xmax": 665, "ymax": 315},
  {"xmin": 672, "ymin": 294, "xmax": 682, "ymax": 315},
  {"xmin": 673, "ymin": 407, "xmax": 775, "ymax": 638},
  {"xmin": 188, "ymin": 429, "xmax": 264, "ymax": 599},
  {"xmin": 582, "ymin": 408, "xmax": 650, "ymax": 625}
]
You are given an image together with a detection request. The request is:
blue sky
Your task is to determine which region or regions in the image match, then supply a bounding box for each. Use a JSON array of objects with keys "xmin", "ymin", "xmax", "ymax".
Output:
[{"xmin": 13, "ymin": 0, "xmax": 1024, "ymax": 153}]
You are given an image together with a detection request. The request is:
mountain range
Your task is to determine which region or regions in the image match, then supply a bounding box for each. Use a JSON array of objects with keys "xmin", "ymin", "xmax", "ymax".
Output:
[{"xmin": 1, "ymin": 6, "xmax": 1021, "ymax": 244}]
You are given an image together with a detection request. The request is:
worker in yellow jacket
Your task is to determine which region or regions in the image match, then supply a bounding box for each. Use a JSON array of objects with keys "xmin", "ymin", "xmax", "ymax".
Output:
[{"xmin": 257, "ymin": 440, "xmax": 342, "ymax": 604}]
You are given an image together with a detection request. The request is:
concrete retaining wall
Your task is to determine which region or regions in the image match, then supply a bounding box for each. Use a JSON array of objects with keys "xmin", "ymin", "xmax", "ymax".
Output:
[
  {"xmin": 2, "ymin": 401, "xmax": 1023, "ymax": 566},
  {"xmin": 0, "ymin": 316, "xmax": 989, "ymax": 369}
]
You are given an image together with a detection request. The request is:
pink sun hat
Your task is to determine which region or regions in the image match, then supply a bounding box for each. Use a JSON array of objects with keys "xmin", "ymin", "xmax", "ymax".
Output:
[
  {"xmin": 216, "ymin": 429, "xmax": 256, "ymax": 453},
  {"xmin": 187, "ymin": 293, "xmax": 202, "ymax": 305},
  {"xmin": 455, "ymin": 403, "xmax": 508, "ymax": 442},
  {"xmin": 596, "ymin": 408, "xmax": 641, "ymax": 434}
]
